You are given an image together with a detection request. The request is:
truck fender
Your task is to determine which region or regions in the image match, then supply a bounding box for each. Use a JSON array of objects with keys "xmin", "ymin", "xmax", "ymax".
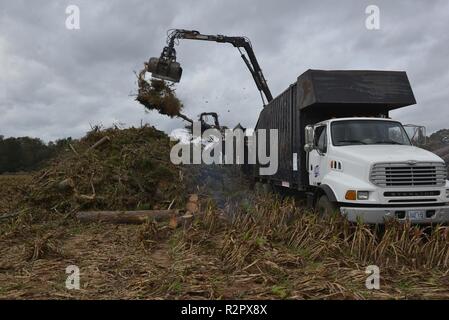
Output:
[{"xmin": 316, "ymin": 184, "xmax": 338, "ymax": 203}]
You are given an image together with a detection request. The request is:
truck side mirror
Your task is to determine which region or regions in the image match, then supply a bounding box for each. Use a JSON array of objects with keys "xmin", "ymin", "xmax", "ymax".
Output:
[
  {"xmin": 304, "ymin": 125, "xmax": 314, "ymax": 152},
  {"xmin": 404, "ymin": 124, "xmax": 427, "ymax": 146},
  {"xmin": 416, "ymin": 127, "xmax": 426, "ymax": 146}
]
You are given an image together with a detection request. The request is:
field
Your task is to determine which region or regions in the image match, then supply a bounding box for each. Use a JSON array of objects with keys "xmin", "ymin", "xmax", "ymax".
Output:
[
  {"xmin": 1, "ymin": 172, "xmax": 449, "ymax": 299},
  {"xmin": 1, "ymin": 127, "xmax": 449, "ymax": 300}
]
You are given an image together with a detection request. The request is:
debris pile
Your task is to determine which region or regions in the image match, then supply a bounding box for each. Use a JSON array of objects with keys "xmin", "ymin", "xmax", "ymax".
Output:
[
  {"xmin": 0, "ymin": 175, "xmax": 30, "ymax": 214},
  {"xmin": 21, "ymin": 125, "xmax": 188, "ymax": 216}
]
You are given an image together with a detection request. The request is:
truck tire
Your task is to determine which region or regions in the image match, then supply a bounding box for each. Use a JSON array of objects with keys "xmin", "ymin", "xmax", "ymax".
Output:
[{"xmin": 316, "ymin": 195, "xmax": 338, "ymax": 217}]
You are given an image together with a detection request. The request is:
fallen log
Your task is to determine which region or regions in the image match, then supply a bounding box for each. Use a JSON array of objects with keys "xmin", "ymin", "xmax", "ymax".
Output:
[
  {"xmin": 58, "ymin": 178, "xmax": 75, "ymax": 191},
  {"xmin": 0, "ymin": 212, "xmax": 20, "ymax": 220},
  {"xmin": 186, "ymin": 194, "xmax": 199, "ymax": 214},
  {"xmin": 69, "ymin": 143, "xmax": 79, "ymax": 156},
  {"xmin": 76, "ymin": 209, "xmax": 180, "ymax": 224},
  {"xmin": 0, "ymin": 208, "xmax": 28, "ymax": 221},
  {"xmin": 85, "ymin": 136, "xmax": 110, "ymax": 154}
]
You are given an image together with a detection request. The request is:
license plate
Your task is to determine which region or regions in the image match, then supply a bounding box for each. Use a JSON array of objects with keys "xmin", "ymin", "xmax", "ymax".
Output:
[{"xmin": 407, "ymin": 210, "xmax": 425, "ymax": 220}]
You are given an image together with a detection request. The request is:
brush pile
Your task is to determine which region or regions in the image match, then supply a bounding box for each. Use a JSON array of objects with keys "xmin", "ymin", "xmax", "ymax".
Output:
[
  {"xmin": 20, "ymin": 125, "xmax": 187, "ymax": 217},
  {"xmin": 136, "ymin": 66, "xmax": 183, "ymax": 117},
  {"xmin": 136, "ymin": 66, "xmax": 193, "ymax": 124},
  {"xmin": 0, "ymin": 175, "xmax": 30, "ymax": 214}
]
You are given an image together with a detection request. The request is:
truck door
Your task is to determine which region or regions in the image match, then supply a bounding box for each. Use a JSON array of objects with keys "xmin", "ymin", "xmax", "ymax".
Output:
[{"xmin": 308, "ymin": 125, "xmax": 328, "ymax": 186}]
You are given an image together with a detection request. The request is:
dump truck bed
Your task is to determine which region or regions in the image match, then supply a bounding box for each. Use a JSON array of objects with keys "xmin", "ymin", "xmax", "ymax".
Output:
[
  {"xmin": 254, "ymin": 69, "xmax": 416, "ymax": 189},
  {"xmin": 298, "ymin": 69, "xmax": 416, "ymax": 110}
]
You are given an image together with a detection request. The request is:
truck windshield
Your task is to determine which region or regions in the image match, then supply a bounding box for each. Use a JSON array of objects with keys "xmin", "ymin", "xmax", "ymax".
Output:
[{"xmin": 331, "ymin": 120, "xmax": 411, "ymax": 146}]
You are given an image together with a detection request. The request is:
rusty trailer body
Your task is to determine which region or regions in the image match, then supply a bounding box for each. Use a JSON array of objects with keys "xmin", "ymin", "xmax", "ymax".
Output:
[{"xmin": 253, "ymin": 69, "xmax": 416, "ymax": 190}]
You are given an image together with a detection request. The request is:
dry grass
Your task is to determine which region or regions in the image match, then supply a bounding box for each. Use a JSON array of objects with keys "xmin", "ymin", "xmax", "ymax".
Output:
[{"xmin": 2, "ymin": 180, "xmax": 448, "ymax": 299}]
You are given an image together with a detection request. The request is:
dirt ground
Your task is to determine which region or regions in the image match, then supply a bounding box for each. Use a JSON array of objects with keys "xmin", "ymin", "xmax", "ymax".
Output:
[{"xmin": 1, "ymin": 172, "xmax": 449, "ymax": 300}]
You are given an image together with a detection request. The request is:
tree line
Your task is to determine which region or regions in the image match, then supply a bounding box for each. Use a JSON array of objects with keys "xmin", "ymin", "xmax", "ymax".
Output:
[
  {"xmin": 426, "ymin": 129, "xmax": 449, "ymax": 150},
  {"xmin": 1, "ymin": 128, "xmax": 448, "ymax": 174},
  {"xmin": 0, "ymin": 135, "xmax": 72, "ymax": 174}
]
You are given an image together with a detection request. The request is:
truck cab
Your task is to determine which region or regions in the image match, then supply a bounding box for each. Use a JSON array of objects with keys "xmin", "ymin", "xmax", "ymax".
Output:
[{"xmin": 306, "ymin": 117, "xmax": 449, "ymax": 223}]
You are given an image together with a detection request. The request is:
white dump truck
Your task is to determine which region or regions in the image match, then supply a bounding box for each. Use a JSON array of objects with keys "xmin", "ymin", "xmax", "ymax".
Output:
[{"xmin": 254, "ymin": 70, "xmax": 449, "ymax": 224}]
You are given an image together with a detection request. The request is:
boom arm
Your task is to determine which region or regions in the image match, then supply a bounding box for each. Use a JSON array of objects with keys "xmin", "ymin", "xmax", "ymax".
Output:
[{"xmin": 148, "ymin": 29, "xmax": 273, "ymax": 104}]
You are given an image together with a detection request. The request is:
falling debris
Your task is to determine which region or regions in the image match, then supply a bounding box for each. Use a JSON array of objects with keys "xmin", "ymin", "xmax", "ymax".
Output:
[{"xmin": 136, "ymin": 65, "xmax": 193, "ymax": 123}]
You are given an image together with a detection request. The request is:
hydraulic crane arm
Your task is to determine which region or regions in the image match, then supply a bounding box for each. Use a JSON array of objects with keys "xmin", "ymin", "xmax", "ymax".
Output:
[{"xmin": 147, "ymin": 29, "xmax": 273, "ymax": 104}]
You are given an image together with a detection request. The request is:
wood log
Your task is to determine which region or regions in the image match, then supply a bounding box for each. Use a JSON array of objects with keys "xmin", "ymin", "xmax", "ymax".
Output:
[
  {"xmin": 0, "ymin": 212, "xmax": 20, "ymax": 220},
  {"xmin": 69, "ymin": 143, "xmax": 79, "ymax": 156},
  {"xmin": 58, "ymin": 178, "xmax": 75, "ymax": 191},
  {"xmin": 0, "ymin": 208, "xmax": 28, "ymax": 221},
  {"xmin": 188, "ymin": 194, "xmax": 199, "ymax": 202},
  {"xmin": 85, "ymin": 136, "xmax": 110, "ymax": 154},
  {"xmin": 76, "ymin": 209, "xmax": 179, "ymax": 224},
  {"xmin": 186, "ymin": 193, "xmax": 199, "ymax": 213},
  {"xmin": 186, "ymin": 202, "xmax": 199, "ymax": 213}
]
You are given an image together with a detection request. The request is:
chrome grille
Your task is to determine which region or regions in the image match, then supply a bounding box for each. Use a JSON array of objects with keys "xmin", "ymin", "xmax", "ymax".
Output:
[{"xmin": 370, "ymin": 162, "xmax": 447, "ymax": 187}]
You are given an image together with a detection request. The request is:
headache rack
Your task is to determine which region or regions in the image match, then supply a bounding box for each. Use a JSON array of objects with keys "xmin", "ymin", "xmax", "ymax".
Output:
[{"xmin": 370, "ymin": 162, "xmax": 447, "ymax": 187}]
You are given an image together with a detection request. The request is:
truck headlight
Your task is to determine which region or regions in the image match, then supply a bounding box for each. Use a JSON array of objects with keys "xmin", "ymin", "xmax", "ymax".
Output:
[
  {"xmin": 357, "ymin": 191, "xmax": 369, "ymax": 200},
  {"xmin": 345, "ymin": 190, "xmax": 370, "ymax": 200}
]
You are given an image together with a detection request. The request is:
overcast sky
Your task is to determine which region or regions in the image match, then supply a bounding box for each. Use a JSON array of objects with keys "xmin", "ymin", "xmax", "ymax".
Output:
[{"xmin": 1, "ymin": 0, "xmax": 448, "ymax": 141}]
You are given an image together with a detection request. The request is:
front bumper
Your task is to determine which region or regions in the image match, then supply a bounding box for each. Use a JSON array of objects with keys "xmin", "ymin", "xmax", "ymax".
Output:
[{"xmin": 340, "ymin": 205, "xmax": 449, "ymax": 224}]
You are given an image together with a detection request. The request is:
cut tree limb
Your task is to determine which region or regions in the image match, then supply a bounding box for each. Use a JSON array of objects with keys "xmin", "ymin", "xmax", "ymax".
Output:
[
  {"xmin": 85, "ymin": 136, "xmax": 111, "ymax": 154},
  {"xmin": 0, "ymin": 212, "xmax": 20, "ymax": 220},
  {"xmin": 76, "ymin": 209, "xmax": 180, "ymax": 224},
  {"xmin": 58, "ymin": 178, "xmax": 75, "ymax": 191},
  {"xmin": 0, "ymin": 208, "xmax": 28, "ymax": 221},
  {"xmin": 69, "ymin": 143, "xmax": 79, "ymax": 156}
]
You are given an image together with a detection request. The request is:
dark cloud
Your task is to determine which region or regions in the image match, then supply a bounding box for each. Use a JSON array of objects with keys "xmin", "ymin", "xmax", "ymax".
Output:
[{"xmin": 1, "ymin": 0, "xmax": 448, "ymax": 141}]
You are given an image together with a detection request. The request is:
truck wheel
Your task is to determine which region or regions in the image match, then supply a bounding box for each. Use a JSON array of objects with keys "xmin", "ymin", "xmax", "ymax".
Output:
[{"xmin": 316, "ymin": 195, "xmax": 338, "ymax": 217}]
